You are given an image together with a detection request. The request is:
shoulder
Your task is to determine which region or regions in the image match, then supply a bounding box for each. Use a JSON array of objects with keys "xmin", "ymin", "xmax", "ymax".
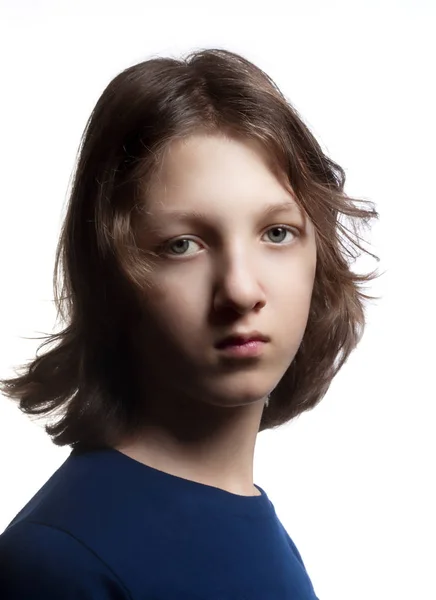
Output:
[{"xmin": 0, "ymin": 520, "xmax": 132, "ymax": 599}]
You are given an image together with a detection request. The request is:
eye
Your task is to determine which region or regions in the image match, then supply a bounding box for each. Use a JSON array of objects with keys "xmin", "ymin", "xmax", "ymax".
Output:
[
  {"xmin": 161, "ymin": 225, "xmax": 299, "ymax": 257},
  {"xmin": 263, "ymin": 225, "xmax": 298, "ymax": 244},
  {"xmin": 165, "ymin": 238, "xmax": 201, "ymax": 256}
]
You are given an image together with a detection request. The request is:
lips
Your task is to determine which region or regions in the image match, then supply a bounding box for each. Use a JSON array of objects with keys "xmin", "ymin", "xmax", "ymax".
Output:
[{"xmin": 215, "ymin": 332, "xmax": 270, "ymax": 349}]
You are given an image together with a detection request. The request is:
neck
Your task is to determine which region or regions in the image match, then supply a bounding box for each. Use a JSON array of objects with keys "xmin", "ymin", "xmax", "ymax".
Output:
[{"xmin": 114, "ymin": 392, "xmax": 266, "ymax": 497}]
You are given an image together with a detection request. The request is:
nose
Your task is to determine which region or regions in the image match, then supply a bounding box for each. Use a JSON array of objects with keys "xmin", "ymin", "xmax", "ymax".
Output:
[{"xmin": 212, "ymin": 249, "xmax": 267, "ymax": 315}]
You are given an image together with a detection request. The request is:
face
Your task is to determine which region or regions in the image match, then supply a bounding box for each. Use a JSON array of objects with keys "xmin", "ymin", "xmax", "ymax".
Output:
[{"xmin": 133, "ymin": 133, "xmax": 317, "ymax": 410}]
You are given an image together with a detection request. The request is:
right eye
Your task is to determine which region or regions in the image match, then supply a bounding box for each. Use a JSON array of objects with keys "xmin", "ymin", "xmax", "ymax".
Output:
[{"xmin": 165, "ymin": 238, "xmax": 202, "ymax": 257}]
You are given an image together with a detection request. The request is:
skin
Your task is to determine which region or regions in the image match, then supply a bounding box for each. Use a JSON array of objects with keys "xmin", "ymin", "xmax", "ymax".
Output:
[{"xmin": 115, "ymin": 132, "xmax": 317, "ymax": 496}]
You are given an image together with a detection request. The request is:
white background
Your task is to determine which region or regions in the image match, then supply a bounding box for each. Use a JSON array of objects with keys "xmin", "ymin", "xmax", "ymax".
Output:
[{"xmin": 0, "ymin": 1, "xmax": 435, "ymax": 599}]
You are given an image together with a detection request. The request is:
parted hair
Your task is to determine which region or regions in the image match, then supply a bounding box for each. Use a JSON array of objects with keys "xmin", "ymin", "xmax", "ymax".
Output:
[{"xmin": 0, "ymin": 48, "xmax": 380, "ymax": 450}]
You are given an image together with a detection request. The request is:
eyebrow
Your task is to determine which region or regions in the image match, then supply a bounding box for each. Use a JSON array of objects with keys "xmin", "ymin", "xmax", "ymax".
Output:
[{"xmin": 150, "ymin": 200, "xmax": 304, "ymax": 223}]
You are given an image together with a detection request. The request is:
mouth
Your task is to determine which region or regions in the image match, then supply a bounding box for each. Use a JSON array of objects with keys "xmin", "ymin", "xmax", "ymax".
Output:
[
  {"xmin": 214, "ymin": 332, "xmax": 270, "ymax": 358},
  {"xmin": 215, "ymin": 331, "xmax": 270, "ymax": 349}
]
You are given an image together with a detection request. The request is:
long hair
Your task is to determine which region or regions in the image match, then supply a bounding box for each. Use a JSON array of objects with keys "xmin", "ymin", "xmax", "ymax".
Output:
[{"xmin": 0, "ymin": 48, "xmax": 380, "ymax": 450}]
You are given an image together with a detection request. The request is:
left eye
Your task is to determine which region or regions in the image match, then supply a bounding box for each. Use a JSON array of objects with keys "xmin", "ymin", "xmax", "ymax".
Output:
[{"xmin": 263, "ymin": 226, "xmax": 297, "ymax": 244}]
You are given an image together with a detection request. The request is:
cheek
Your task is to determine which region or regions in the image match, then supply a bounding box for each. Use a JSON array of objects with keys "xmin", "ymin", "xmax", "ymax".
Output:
[
  {"xmin": 274, "ymin": 264, "xmax": 316, "ymax": 329},
  {"xmin": 274, "ymin": 247, "xmax": 316, "ymax": 293},
  {"xmin": 141, "ymin": 274, "xmax": 207, "ymax": 338}
]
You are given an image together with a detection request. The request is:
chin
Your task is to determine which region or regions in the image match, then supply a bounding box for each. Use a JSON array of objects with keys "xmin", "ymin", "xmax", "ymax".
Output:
[{"xmin": 202, "ymin": 376, "xmax": 276, "ymax": 407}]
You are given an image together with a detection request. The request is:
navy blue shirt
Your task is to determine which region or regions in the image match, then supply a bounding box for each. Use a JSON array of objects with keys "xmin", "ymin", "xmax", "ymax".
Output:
[{"xmin": 0, "ymin": 447, "xmax": 319, "ymax": 599}]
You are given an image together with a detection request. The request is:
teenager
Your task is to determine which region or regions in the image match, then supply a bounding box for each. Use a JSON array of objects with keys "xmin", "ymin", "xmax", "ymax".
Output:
[{"xmin": 0, "ymin": 47, "xmax": 379, "ymax": 599}]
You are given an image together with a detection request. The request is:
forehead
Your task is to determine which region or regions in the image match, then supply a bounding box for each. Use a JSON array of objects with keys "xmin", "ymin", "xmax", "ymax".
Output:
[{"xmin": 146, "ymin": 133, "xmax": 300, "ymax": 213}]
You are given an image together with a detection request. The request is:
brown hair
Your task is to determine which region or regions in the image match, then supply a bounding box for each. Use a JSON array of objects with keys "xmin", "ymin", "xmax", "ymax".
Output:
[{"xmin": 0, "ymin": 48, "xmax": 380, "ymax": 450}]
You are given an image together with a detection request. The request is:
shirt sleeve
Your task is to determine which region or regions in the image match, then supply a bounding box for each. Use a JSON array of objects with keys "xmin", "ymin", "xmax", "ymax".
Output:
[
  {"xmin": 0, "ymin": 521, "xmax": 132, "ymax": 600},
  {"xmin": 279, "ymin": 523, "xmax": 321, "ymax": 599}
]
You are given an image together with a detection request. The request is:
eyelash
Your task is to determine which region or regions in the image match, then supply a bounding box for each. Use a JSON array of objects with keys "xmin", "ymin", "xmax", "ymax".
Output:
[{"xmin": 161, "ymin": 225, "xmax": 300, "ymax": 258}]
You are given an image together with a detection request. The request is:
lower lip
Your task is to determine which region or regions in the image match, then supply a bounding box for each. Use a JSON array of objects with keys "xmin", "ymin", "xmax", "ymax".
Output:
[{"xmin": 217, "ymin": 340, "xmax": 266, "ymax": 358}]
